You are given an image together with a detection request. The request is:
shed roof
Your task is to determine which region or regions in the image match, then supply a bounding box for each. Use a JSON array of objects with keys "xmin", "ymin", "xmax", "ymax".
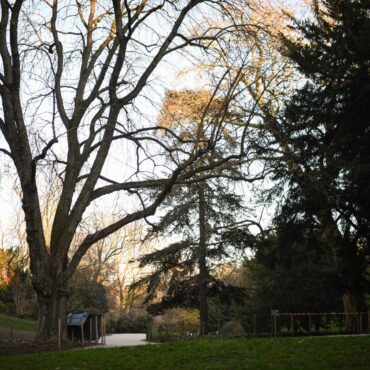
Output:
[{"xmin": 67, "ymin": 312, "xmax": 90, "ymax": 326}]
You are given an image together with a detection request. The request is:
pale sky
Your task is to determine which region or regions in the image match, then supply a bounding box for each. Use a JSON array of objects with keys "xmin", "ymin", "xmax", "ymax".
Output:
[{"xmin": 0, "ymin": 0, "xmax": 308, "ymax": 248}]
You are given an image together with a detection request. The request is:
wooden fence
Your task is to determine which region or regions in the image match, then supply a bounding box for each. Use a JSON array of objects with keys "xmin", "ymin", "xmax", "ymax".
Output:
[
  {"xmin": 147, "ymin": 311, "xmax": 370, "ymax": 341},
  {"xmin": 271, "ymin": 311, "xmax": 370, "ymax": 337}
]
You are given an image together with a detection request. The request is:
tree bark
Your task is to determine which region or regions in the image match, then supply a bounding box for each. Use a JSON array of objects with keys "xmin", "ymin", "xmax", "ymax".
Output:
[
  {"xmin": 34, "ymin": 286, "xmax": 68, "ymax": 340},
  {"xmin": 31, "ymin": 253, "xmax": 69, "ymax": 340}
]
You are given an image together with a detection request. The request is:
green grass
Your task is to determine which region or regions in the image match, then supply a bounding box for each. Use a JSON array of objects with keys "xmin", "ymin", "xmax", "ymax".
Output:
[
  {"xmin": 0, "ymin": 313, "xmax": 37, "ymax": 332},
  {"xmin": 1, "ymin": 336, "xmax": 370, "ymax": 369}
]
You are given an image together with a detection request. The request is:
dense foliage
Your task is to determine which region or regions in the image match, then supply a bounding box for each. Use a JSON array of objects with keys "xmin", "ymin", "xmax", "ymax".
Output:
[
  {"xmin": 233, "ymin": 0, "xmax": 370, "ymax": 318},
  {"xmin": 278, "ymin": 0, "xmax": 370, "ymax": 310},
  {"xmin": 134, "ymin": 178, "xmax": 246, "ymax": 332}
]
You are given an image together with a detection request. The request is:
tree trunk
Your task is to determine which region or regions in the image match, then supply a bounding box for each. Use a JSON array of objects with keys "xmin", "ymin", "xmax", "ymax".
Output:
[
  {"xmin": 318, "ymin": 208, "xmax": 365, "ymax": 318},
  {"xmin": 341, "ymin": 242, "xmax": 366, "ymax": 331},
  {"xmin": 342, "ymin": 289, "xmax": 365, "ymax": 332},
  {"xmin": 198, "ymin": 180, "xmax": 208, "ymax": 337},
  {"xmin": 118, "ymin": 277, "xmax": 125, "ymax": 315},
  {"xmin": 32, "ymin": 254, "xmax": 69, "ymax": 341},
  {"xmin": 34, "ymin": 282, "xmax": 68, "ymax": 340}
]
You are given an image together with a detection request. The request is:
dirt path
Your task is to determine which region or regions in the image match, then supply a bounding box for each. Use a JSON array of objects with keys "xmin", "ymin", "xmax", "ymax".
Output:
[
  {"xmin": 0, "ymin": 326, "xmax": 35, "ymax": 340},
  {"xmin": 0, "ymin": 327, "xmax": 99, "ymax": 355}
]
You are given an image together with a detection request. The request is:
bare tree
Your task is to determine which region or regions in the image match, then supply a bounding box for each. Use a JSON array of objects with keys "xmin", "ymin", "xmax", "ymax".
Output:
[
  {"xmin": 110, "ymin": 223, "xmax": 151, "ymax": 315},
  {"xmin": 0, "ymin": 0, "xmax": 248, "ymax": 339}
]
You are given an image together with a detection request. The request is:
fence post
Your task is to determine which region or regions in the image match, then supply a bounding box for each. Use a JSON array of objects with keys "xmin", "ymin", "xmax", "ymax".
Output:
[
  {"xmin": 81, "ymin": 323, "xmax": 84, "ymax": 344},
  {"xmin": 95, "ymin": 316, "xmax": 98, "ymax": 344},
  {"xmin": 101, "ymin": 317, "xmax": 104, "ymax": 344},
  {"xmin": 290, "ymin": 314, "xmax": 294, "ymax": 336},
  {"xmin": 271, "ymin": 310, "xmax": 279, "ymax": 337},
  {"xmin": 147, "ymin": 318, "xmax": 153, "ymax": 341},
  {"xmin": 100, "ymin": 318, "xmax": 103, "ymax": 344},
  {"xmin": 253, "ymin": 315, "xmax": 256, "ymax": 336},
  {"xmin": 103, "ymin": 317, "xmax": 106, "ymax": 344},
  {"xmin": 89, "ymin": 318, "xmax": 92, "ymax": 342},
  {"xmin": 308, "ymin": 314, "xmax": 311, "ymax": 333},
  {"xmin": 102, "ymin": 318, "xmax": 104, "ymax": 344},
  {"xmin": 359, "ymin": 313, "xmax": 362, "ymax": 334},
  {"xmin": 100, "ymin": 317, "xmax": 102, "ymax": 344},
  {"xmin": 58, "ymin": 318, "xmax": 61, "ymax": 351},
  {"xmin": 10, "ymin": 325, "xmax": 13, "ymax": 344}
]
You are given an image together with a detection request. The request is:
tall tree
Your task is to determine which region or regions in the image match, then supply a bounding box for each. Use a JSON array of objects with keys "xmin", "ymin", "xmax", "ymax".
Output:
[
  {"xmin": 0, "ymin": 0, "xmax": 245, "ymax": 339},
  {"xmin": 234, "ymin": 0, "xmax": 370, "ymax": 314},
  {"xmin": 134, "ymin": 89, "xmax": 249, "ymax": 336},
  {"xmin": 138, "ymin": 175, "xmax": 246, "ymax": 335},
  {"xmin": 213, "ymin": 0, "xmax": 370, "ymax": 316},
  {"xmin": 274, "ymin": 0, "xmax": 370, "ymax": 313}
]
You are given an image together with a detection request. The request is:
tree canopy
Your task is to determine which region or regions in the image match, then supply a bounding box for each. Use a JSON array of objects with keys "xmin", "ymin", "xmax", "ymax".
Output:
[
  {"xmin": 0, "ymin": 0, "xmax": 248, "ymax": 338},
  {"xmin": 0, "ymin": 0, "xmax": 369, "ymax": 338}
]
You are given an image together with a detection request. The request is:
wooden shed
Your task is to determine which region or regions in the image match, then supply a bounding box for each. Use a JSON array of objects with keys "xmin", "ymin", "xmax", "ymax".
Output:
[{"xmin": 67, "ymin": 312, "xmax": 102, "ymax": 342}]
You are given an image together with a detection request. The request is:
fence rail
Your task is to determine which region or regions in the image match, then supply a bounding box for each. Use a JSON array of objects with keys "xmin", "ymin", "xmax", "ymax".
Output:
[
  {"xmin": 147, "ymin": 311, "xmax": 370, "ymax": 341},
  {"xmin": 271, "ymin": 311, "xmax": 370, "ymax": 337}
]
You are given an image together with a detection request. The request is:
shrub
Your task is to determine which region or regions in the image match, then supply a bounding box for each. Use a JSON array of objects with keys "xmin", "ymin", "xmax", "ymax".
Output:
[
  {"xmin": 110, "ymin": 310, "xmax": 149, "ymax": 333},
  {"xmin": 221, "ymin": 320, "xmax": 246, "ymax": 337}
]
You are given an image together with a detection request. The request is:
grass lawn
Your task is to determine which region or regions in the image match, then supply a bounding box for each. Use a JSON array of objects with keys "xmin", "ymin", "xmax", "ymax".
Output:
[
  {"xmin": 1, "ymin": 335, "xmax": 370, "ymax": 370},
  {"xmin": 0, "ymin": 313, "xmax": 37, "ymax": 332}
]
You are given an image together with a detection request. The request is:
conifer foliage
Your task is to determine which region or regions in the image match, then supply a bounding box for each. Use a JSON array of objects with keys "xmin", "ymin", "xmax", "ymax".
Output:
[
  {"xmin": 224, "ymin": 0, "xmax": 370, "ymax": 320},
  {"xmin": 134, "ymin": 89, "xmax": 246, "ymax": 335},
  {"xmin": 265, "ymin": 0, "xmax": 370, "ymax": 313},
  {"xmin": 136, "ymin": 177, "xmax": 245, "ymax": 335}
]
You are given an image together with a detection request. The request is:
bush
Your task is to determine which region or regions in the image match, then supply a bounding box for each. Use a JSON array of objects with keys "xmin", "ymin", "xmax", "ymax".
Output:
[
  {"xmin": 110, "ymin": 310, "xmax": 149, "ymax": 333},
  {"xmin": 150, "ymin": 332, "xmax": 180, "ymax": 343},
  {"xmin": 221, "ymin": 320, "xmax": 246, "ymax": 337}
]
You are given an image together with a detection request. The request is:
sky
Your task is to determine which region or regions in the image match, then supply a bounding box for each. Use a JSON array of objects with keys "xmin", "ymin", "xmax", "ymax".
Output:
[
  {"xmin": 0, "ymin": 1, "xmax": 210, "ymax": 245},
  {"xmin": 0, "ymin": 0, "xmax": 309, "ymax": 249}
]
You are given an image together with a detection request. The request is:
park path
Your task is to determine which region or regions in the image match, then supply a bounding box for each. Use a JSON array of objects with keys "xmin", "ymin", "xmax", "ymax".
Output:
[
  {"xmin": 0, "ymin": 326, "xmax": 35, "ymax": 340},
  {"xmin": 0, "ymin": 328, "xmax": 149, "ymax": 349},
  {"xmin": 89, "ymin": 333, "xmax": 150, "ymax": 348}
]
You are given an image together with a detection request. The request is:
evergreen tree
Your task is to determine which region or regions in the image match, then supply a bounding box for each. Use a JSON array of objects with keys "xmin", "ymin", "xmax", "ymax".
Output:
[
  {"xmin": 242, "ymin": 208, "xmax": 343, "ymax": 318},
  {"xmin": 135, "ymin": 176, "xmax": 246, "ymax": 335},
  {"xmin": 270, "ymin": 0, "xmax": 370, "ymax": 313},
  {"xmin": 282, "ymin": 0, "xmax": 370, "ymax": 224},
  {"xmin": 132, "ymin": 88, "xmax": 246, "ymax": 335},
  {"xmin": 225, "ymin": 0, "xmax": 370, "ymax": 318}
]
